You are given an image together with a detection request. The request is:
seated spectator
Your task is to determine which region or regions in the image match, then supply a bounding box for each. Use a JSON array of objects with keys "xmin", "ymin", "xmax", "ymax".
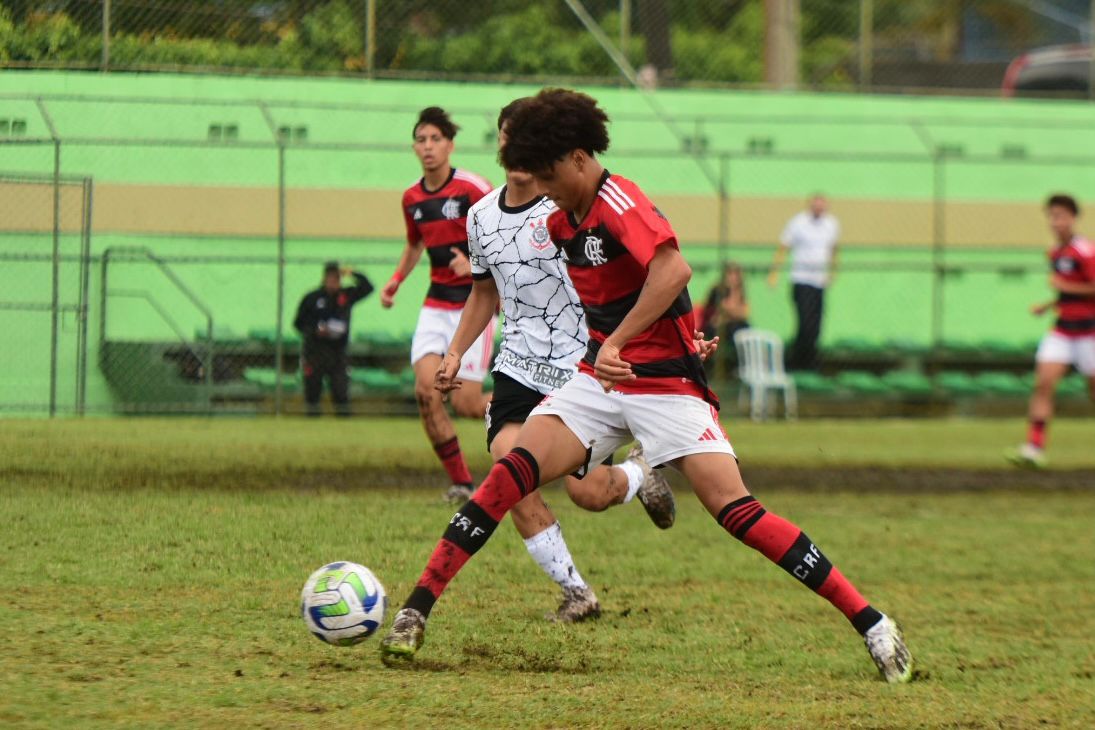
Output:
[{"xmin": 701, "ymin": 262, "xmax": 751, "ymax": 343}]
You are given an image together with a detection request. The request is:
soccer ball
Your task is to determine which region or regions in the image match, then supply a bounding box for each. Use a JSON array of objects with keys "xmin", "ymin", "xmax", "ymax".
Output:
[{"xmin": 301, "ymin": 561, "xmax": 388, "ymax": 646}]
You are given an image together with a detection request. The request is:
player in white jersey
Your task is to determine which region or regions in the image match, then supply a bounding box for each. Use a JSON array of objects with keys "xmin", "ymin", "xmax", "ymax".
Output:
[{"xmin": 432, "ymin": 99, "xmax": 677, "ymax": 622}]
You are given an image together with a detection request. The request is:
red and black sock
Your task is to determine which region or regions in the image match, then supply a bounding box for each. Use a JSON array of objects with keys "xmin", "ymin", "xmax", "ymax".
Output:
[
  {"xmin": 404, "ymin": 447, "xmax": 540, "ymax": 618},
  {"xmin": 1027, "ymin": 419, "xmax": 1047, "ymax": 450},
  {"xmin": 718, "ymin": 496, "xmax": 883, "ymax": 635},
  {"xmin": 433, "ymin": 436, "xmax": 473, "ymax": 487}
]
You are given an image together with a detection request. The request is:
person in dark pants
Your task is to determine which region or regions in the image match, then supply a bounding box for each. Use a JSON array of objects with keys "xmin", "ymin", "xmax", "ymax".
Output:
[
  {"xmin": 768, "ymin": 195, "xmax": 840, "ymax": 371},
  {"xmin": 293, "ymin": 262, "xmax": 373, "ymax": 416}
]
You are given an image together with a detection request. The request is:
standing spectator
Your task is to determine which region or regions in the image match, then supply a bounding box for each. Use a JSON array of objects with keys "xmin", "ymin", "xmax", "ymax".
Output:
[
  {"xmin": 768, "ymin": 194, "xmax": 840, "ymax": 371},
  {"xmin": 294, "ymin": 262, "xmax": 373, "ymax": 417}
]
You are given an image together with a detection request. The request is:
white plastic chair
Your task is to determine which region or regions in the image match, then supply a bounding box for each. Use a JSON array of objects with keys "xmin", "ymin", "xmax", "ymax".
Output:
[{"xmin": 733, "ymin": 328, "xmax": 797, "ymax": 422}]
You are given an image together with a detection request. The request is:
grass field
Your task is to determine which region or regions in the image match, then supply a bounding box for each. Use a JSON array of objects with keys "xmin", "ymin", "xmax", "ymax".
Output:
[{"xmin": 2, "ymin": 417, "xmax": 1094, "ymax": 729}]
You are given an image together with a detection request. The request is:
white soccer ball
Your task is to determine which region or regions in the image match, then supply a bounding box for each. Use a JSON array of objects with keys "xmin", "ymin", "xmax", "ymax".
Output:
[{"xmin": 301, "ymin": 561, "xmax": 388, "ymax": 646}]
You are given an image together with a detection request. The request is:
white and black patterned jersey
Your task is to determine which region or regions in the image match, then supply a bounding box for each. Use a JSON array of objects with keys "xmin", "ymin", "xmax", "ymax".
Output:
[{"xmin": 467, "ymin": 186, "xmax": 587, "ymax": 394}]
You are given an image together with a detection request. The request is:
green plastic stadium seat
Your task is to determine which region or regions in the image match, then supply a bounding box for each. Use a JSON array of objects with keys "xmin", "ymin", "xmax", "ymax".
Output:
[
  {"xmin": 248, "ymin": 328, "xmax": 300, "ymax": 345},
  {"xmin": 977, "ymin": 339, "xmax": 1027, "ymax": 358},
  {"xmin": 195, "ymin": 325, "xmax": 243, "ymax": 342},
  {"xmin": 1058, "ymin": 374, "xmax": 1089, "ymax": 398},
  {"xmin": 351, "ymin": 367, "xmax": 402, "ymax": 392},
  {"xmin": 830, "ymin": 338, "xmax": 887, "ymax": 355},
  {"xmin": 972, "ymin": 372, "xmax": 1028, "ymax": 397},
  {"xmin": 881, "ymin": 371, "xmax": 934, "ymax": 396},
  {"xmin": 243, "ymin": 367, "xmax": 278, "ymax": 388},
  {"xmin": 242, "ymin": 368, "xmax": 300, "ymax": 392},
  {"xmin": 359, "ymin": 331, "xmax": 407, "ymax": 347},
  {"xmin": 792, "ymin": 371, "xmax": 838, "ymax": 394},
  {"xmin": 886, "ymin": 339, "xmax": 930, "ymax": 357},
  {"xmin": 835, "ymin": 370, "xmax": 889, "ymax": 395},
  {"xmin": 934, "ymin": 371, "xmax": 983, "ymax": 397},
  {"xmin": 938, "ymin": 339, "xmax": 979, "ymax": 355}
]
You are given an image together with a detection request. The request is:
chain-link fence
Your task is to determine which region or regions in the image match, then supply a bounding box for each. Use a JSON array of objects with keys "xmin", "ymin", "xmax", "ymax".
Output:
[
  {"xmin": 4, "ymin": 88, "xmax": 1095, "ymax": 417},
  {"xmin": 3, "ymin": 1, "xmax": 1094, "ymax": 95}
]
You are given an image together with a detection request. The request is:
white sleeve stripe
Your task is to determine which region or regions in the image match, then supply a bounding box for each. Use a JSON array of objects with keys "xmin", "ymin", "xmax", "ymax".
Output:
[
  {"xmin": 598, "ymin": 190, "xmax": 624, "ymax": 215},
  {"xmin": 454, "ymin": 170, "xmax": 492, "ymax": 193},
  {"xmin": 603, "ymin": 179, "xmax": 636, "ymax": 208},
  {"xmin": 599, "ymin": 186, "xmax": 632, "ymax": 214}
]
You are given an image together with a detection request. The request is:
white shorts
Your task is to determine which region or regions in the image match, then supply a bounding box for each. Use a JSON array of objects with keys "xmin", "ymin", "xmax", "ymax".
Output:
[
  {"xmin": 1035, "ymin": 331, "xmax": 1095, "ymax": 376},
  {"xmin": 529, "ymin": 373, "xmax": 736, "ymax": 470},
  {"xmin": 410, "ymin": 307, "xmax": 497, "ymax": 383}
]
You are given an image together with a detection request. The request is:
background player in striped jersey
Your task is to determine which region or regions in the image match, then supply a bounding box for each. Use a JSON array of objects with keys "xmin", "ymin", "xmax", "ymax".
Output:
[
  {"xmin": 432, "ymin": 98, "xmax": 678, "ymax": 622},
  {"xmin": 1009, "ymin": 194, "xmax": 1095, "ymax": 468},
  {"xmin": 381, "ymin": 88, "xmax": 913, "ymax": 685},
  {"xmin": 380, "ymin": 107, "xmax": 495, "ymax": 503}
]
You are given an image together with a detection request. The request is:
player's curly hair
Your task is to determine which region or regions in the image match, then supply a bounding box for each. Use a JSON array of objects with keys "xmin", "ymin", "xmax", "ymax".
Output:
[
  {"xmin": 500, "ymin": 88, "xmax": 610, "ymax": 172},
  {"xmin": 413, "ymin": 106, "xmax": 459, "ymax": 140},
  {"xmin": 497, "ymin": 97, "xmax": 531, "ymax": 131},
  {"xmin": 1046, "ymin": 193, "xmax": 1079, "ymax": 216}
]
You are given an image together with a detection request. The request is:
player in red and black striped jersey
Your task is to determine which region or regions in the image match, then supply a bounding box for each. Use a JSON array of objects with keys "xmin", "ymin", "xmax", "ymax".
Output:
[
  {"xmin": 1009, "ymin": 194, "xmax": 1095, "ymax": 467},
  {"xmin": 381, "ymin": 89, "xmax": 913, "ymax": 685},
  {"xmin": 379, "ymin": 107, "xmax": 495, "ymax": 503}
]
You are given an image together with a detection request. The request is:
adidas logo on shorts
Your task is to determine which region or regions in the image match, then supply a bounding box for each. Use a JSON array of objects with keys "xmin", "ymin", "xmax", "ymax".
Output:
[{"xmin": 698, "ymin": 428, "xmax": 722, "ymax": 442}]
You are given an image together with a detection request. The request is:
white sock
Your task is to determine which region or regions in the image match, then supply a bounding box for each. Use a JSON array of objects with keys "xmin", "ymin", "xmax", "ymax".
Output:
[
  {"xmin": 523, "ymin": 522, "xmax": 587, "ymax": 591},
  {"xmin": 616, "ymin": 459, "xmax": 645, "ymax": 504}
]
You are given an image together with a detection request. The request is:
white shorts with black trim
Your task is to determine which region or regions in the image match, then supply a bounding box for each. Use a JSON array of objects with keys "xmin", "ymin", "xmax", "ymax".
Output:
[
  {"xmin": 410, "ymin": 306, "xmax": 497, "ymax": 383},
  {"xmin": 1035, "ymin": 331, "xmax": 1095, "ymax": 376},
  {"xmin": 528, "ymin": 373, "xmax": 735, "ymax": 470}
]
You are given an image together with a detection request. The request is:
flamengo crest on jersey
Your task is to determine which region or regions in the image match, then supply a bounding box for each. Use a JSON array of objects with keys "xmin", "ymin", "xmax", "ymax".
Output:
[
  {"xmin": 467, "ymin": 187, "xmax": 587, "ymax": 394},
  {"xmin": 402, "ymin": 168, "xmax": 492, "ymax": 309}
]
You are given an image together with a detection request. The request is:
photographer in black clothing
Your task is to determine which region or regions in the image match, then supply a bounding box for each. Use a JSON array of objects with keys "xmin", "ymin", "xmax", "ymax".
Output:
[{"xmin": 293, "ymin": 262, "xmax": 373, "ymax": 416}]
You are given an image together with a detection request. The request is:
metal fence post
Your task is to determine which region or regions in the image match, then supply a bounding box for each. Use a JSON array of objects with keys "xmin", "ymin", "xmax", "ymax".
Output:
[
  {"xmin": 76, "ymin": 177, "xmax": 93, "ymax": 416},
  {"xmin": 35, "ymin": 99, "xmax": 62, "ymax": 417},
  {"xmin": 1089, "ymin": 0, "xmax": 1095, "ymax": 101},
  {"xmin": 274, "ymin": 138, "xmax": 287, "ymax": 416},
  {"xmin": 102, "ymin": 0, "xmax": 111, "ymax": 72},
  {"xmin": 931, "ymin": 151, "xmax": 946, "ymax": 348},
  {"xmin": 259, "ymin": 102, "xmax": 288, "ymax": 415},
  {"xmin": 365, "ymin": 0, "xmax": 377, "ymax": 78},
  {"xmin": 858, "ymin": 0, "xmax": 873, "ymax": 91},
  {"xmin": 619, "ymin": 0, "xmax": 631, "ymax": 58},
  {"xmin": 717, "ymin": 153, "xmax": 730, "ymax": 268}
]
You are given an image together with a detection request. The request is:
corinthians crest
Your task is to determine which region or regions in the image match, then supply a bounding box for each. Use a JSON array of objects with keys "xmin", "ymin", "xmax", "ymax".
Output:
[
  {"xmin": 441, "ymin": 197, "xmax": 462, "ymax": 220},
  {"xmin": 529, "ymin": 218, "xmax": 551, "ymax": 250}
]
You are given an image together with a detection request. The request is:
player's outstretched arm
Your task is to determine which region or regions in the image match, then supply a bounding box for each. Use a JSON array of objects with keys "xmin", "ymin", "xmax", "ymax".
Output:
[
  {"xmin": 595, "ymin": 245, "xmax": 691, "ymax": 388},
  {"xmin": 435, "ymin": 277, "xmax": 500, "ymax": 392}
]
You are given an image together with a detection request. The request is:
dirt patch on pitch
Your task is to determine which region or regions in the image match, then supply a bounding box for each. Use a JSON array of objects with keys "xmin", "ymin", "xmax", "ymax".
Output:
[
  {"xmin": 7, "ymin": 463, "xmax": 1092, "ymax": 493},
  {"xmin": 732, "ymin": 465, "xmax": 1095, "ymax": 492}
]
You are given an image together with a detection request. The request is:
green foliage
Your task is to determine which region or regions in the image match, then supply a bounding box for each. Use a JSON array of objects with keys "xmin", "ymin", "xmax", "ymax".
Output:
[{"xmin": 0, "ymin": 1, "xmax": 900, "ymax": 86}]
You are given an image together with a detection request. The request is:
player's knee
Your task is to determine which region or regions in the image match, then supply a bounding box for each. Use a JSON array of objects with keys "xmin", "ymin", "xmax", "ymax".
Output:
[
  {"xmin": 414, "ymin": 382, "xmax": 440, "ymax": 411},
  {"xmin": 451, "ymin": 390, "xmax": 484, "ymax": 419},
  {"xmin": 565, "ymin": 478, "xmax": 609, "ymax": 512}
]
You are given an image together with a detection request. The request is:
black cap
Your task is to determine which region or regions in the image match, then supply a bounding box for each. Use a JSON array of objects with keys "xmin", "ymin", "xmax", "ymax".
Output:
[{"xmin": 323, "ymin": 261, "xmax": 340, "ymax": 275}]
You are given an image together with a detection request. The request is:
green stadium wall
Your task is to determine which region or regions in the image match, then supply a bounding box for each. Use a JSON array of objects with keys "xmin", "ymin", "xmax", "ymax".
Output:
[{"xmin": 4, "ymin": 71, "xmax": 1095, "ymax": 414}]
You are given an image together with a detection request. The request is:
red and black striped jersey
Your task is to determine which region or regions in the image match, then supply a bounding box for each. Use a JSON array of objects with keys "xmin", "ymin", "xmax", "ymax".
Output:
[
  {"xmin": 1051, "ymin": 236, "xmax": 1095, "ymax": 337},
  {"xmin": 402, "ymin": 168, "xmax": 492, "ymax": 310},
  {"xmin": 547, "ymin": 171, "xmax": 716, "ymax": 403}
]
